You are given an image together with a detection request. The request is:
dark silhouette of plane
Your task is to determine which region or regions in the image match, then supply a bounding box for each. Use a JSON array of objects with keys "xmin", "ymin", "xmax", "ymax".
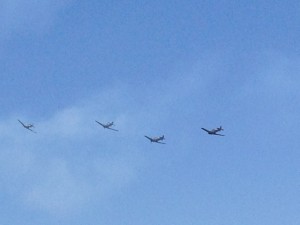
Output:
[
  {"xmin": 95, "ymin": 120, "xmax": 118, "ymax": 131},
  {"xmin": 201, "ymin": 126, "xmax": 224, "ymax": 136},
  {"xmin": 18, "ymin": 119, "xmax": 36, "ymax": 133},
  {"xmin": 144, "ymin": 135, "xmax": 166, "ymax": 144}
]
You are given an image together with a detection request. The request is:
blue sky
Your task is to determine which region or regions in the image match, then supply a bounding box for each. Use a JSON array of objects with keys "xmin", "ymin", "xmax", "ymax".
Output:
[{"xmin": 0, "ymin": 1, "xmax": 300, "ymax": 224}]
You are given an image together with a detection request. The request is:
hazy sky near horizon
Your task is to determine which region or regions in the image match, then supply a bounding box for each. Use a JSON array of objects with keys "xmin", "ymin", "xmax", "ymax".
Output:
[{"xmin": 0, "ymin": 1, "xmax": 300, "ymax": 224}]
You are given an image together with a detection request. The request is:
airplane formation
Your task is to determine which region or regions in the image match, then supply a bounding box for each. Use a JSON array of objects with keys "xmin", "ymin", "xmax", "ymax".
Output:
[{"xmin": 18, "ymin": 119, "xmax": 225, "ymax": 143}]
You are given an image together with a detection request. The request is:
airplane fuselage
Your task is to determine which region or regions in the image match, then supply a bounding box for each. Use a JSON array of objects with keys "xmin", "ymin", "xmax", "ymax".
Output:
[
  {"xmin": 151, "ymin": 137, "xmax": 164, "ymax": 142},
  {"xmin": 209, "ymin": 129, "xmax": 221, "ymax": 134},
  {"xmin": 103, "ymin": 122, "xmax": 113, "ymax": 128}
]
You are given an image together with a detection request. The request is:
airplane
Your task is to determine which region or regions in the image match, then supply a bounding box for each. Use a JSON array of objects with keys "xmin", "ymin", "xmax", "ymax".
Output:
[
  {"xmin": 201, "ymin": 126, "xmax": 224, "ymax": 136},
  {"xmin": 144, "ymin": 135, "xmax": 166, "ymax": 144},
  {"xmin": 95, "ymin": 120, "xmax": 118, "ymax": 131},
  {"xmin": 18, "ymin": 119, "xmax": 36, "ymax": 133}
]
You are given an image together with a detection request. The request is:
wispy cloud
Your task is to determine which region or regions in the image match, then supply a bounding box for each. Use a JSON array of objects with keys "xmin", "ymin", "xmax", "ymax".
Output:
[
  {"xmin": 24, "ymin": 159, "xmax": 91, "ymax": 214},
  {"xmin": 0, "ymin": 88, "xmax": 143, "ymax": 215}
]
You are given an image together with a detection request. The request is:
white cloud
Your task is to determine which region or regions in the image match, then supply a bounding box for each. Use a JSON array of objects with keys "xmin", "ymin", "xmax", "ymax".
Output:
[
  {"xmin": 0, "ymin": 85, "xmax": 153, "ymax": 216},
  {"xmin": 24, "ymin": 159, "xmax": 91, "ymax": 215}
]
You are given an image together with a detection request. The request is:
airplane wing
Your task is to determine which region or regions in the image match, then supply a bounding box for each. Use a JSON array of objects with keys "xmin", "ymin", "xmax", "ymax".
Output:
[
  {"xmin": 107, "ymin": 127, "xmax": 118, "ymax": 132},
  {"xmin": 18, "ymin": 119, "xmax": 26, "ymax": 127},
  {"xmin": 27, "ymin": 128, "xmax": 37, "ymax": 133},
  {"xmin": 157, "ymin": 141, "xmax": 166, "ymax": 144},
  {"xmin": 201, "ymin": 128, "xmax": 210, "ymax": 133},
  {"xmin": 214, "ymin": 133, "xmax": 224, "ymax": 136},
  {"xmin": 144, "ymin": 136, "xmax": 153, "ymax": 141},
  {"xmin": 95, "ymin": 120, "xmax": 105, "ymax": 127}
]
